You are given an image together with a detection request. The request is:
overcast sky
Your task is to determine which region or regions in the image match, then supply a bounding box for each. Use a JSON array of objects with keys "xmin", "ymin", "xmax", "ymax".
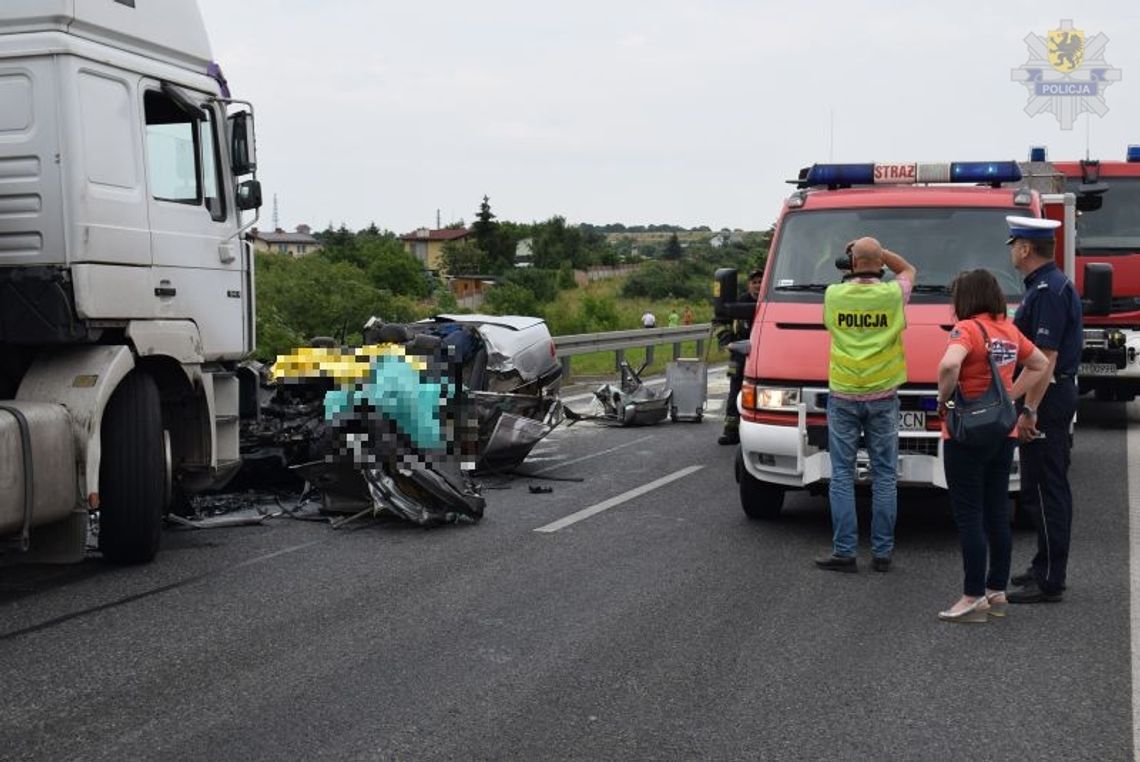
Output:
[{"xmin": 196, "ymin": 1, "xmax": 1140, "ymax": 234}]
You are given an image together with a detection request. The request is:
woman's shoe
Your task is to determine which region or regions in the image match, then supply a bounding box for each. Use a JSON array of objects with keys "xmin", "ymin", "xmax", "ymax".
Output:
[
  {"xmin": 938, "ymin": 596, "xmax": 991, "ymax": 623},
  {"xmin": 985, "ymin": 590, "xmax": 1008, "ymax": 618}
]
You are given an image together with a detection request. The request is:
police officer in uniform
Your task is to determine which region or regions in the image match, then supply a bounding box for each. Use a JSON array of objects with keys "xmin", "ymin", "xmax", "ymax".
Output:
[
  {"xmin": 1005, "ymin": 216, "xmax": 1083, "ymax": 604},
  {"xmin": 718, "ymin": 268, "xmax": 762, "ymax": 445}
]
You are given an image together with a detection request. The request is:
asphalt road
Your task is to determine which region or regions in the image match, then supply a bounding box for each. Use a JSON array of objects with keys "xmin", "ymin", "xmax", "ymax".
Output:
[{"xmin": 0, "ymin": 371, "xmax": 1135, "ymax": 761}]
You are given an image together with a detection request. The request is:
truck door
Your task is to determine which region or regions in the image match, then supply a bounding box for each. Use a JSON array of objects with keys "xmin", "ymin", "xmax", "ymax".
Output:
[{"xmin": 140, "ymin": 83, "xmax": 247, "ymax": 358}]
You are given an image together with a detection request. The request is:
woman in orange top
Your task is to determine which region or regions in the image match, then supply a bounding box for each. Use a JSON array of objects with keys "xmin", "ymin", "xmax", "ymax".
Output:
[{"xmin": 935, "ymin": 269, "xmax": 1049, "ymax": 623}]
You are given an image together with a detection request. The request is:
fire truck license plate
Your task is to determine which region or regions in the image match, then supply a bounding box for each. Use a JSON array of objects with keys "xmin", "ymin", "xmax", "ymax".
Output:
[
  {"xmin": 1079, "ymin": 362, "xmax": 1117, "ymax": 376},
  {"xmin": 899, "ymin": 411, "xmax": 925, "ymax": 431}
]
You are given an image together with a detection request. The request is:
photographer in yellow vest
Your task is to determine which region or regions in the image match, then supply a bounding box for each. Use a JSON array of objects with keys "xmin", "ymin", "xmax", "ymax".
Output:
[{"xmin": 816, "ymin": 237, "xmax": 916, "ymax": 574}]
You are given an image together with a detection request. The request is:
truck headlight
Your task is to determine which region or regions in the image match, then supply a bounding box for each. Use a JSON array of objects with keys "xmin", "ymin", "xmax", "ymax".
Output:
[{"xmin": 746, "ymin": 384, "xmax": 801, "ymax": 411}]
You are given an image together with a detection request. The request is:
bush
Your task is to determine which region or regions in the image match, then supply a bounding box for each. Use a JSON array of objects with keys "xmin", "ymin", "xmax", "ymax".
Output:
[{"xmin": 484, "ymin": 282, "xmax": 541, "ymax": 317}]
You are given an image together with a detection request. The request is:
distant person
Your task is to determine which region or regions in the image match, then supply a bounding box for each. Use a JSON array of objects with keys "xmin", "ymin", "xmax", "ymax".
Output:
[
  {"xmin": 935, "ymin": 269, "xmax": 1048, "ymax": 623},
  {"xmin": 641, "ymin": 311, "xmax": 657, "ymax": 329},
  {"xmin": 718, "ymin": 269, "xmax": 763, "ymax": 445},
  {"xmin": 682, "ymin": 306, "xmax": 694, "ymax": 326},
  {"xmin": 816, "ymin": 238, "xmax": 915, "ymax": 573},
  {"xmin": 1006, "ymin": 215, "xmax": 1083, "ymax": 604},
  {"xmin": 668, "ymin": 309, "xmax": 681, "ymax": 327}
]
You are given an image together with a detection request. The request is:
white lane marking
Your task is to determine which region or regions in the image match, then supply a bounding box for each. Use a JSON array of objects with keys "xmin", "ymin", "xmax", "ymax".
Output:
[
  {"xmin": 534, "ymin": 465, "xmax": 704, "ymax": 533},
  {"xmin": 526, "ymin": 434, "xmax": 655, "ymax": 475},
  {"xmin": 1128, "ymin": 414, "xmax": 1140, "ymax": 759}
]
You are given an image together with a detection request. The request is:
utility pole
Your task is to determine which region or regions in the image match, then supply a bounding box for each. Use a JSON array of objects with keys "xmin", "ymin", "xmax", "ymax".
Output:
[{"xmin": 272, "ymin": 193, "xmax": 280, "ymax": 230}]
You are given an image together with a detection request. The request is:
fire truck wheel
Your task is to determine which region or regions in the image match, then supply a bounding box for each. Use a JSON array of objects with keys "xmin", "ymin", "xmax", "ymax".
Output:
[
  {"xmin": 736, "ymin": 449, "xmax": 785, "ymax": 520},
  {"xmin": 98, "ymin": 371, "xmax": 166, "ymax": 564}
]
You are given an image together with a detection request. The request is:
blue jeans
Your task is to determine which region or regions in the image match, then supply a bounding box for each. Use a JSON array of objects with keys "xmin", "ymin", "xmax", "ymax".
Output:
[{"xmin": 827, "ymin": 395, "xmax": 899, "ymax": 558}]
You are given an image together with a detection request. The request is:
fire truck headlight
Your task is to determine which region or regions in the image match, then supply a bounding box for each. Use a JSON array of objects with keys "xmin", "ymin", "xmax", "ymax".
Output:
[{"xmin": 752, "ymin": 385, "xmax": 801, "ymax": 411}]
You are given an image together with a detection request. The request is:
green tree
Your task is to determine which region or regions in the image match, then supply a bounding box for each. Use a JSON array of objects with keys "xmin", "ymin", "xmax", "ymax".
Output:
[
  {"xmin": 440, "ymin": 239, "xmax": 489, "ymax": 275},
  {"xmin": 663, "ymin": 232, "xmax": 683, "ymax": 260}
]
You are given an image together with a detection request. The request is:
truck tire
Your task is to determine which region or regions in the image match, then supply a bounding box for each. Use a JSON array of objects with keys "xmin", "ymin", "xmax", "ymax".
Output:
[
  {"xmin": 735, "ymin": 449, "xmax": 785, "ymax": 520},
  {"xmin": 99, "ymin": 371, "xmax": 166, "ymax": 564}
]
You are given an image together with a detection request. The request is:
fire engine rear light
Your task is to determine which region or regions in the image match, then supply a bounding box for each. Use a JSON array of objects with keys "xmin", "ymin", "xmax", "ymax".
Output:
[
  {"xmin": 1127, "ymin": 145, "xmax": 1140, "ymax": 163},
  {"xmin": 1029, "ymin": 146, "xmax": 1048, "ymax": 162}
]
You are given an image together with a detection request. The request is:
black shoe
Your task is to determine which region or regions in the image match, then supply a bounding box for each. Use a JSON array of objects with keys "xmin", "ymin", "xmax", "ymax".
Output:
[
  {"xmin": 815, "ymin": 554, "xmax": 857, "ymax": 573},
  {"xmin": 1010, "ymin": 567, "xmax": 1066, "ymax": 590},
  {"xmin": 872, "ymin": 556, "xmax": 892, "ymax": 573},
  {"xmin": 1010, "ymin": 568, "xmax": 1034, "ymax": 587},
  {"xmin": 1007, "ymin": 580, "xmax": 1063, "ymax": 604},
  {"xmin": 717, "ymin": 431, "xmax": 740, "ymax": 445}
]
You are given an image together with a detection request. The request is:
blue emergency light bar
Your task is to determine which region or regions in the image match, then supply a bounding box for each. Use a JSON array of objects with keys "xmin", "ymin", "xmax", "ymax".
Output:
[
  {"xmin": 1127, "ymin": 145, "xmax": 1140, "ymax": 163},
  {"xmin": 800, "ymin": 161, "xmax": 1022, "ymax": 188},
  {"xmin": 1029, "ymin": 146, "xmax": 1048, "ymax": 162}
]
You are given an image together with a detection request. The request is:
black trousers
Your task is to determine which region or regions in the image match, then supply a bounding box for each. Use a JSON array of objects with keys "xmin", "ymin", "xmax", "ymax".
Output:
[
  {"xmin": 1018, "ymin": 378, "xmax": 1078, "ymax": 594},
  {"xmin": 945, "ymin": 437, "xmax": 1016, "ymax": 596},
  {"xmin": 724, "ymin": 351, "xmax": 745, "ymax": 431}
]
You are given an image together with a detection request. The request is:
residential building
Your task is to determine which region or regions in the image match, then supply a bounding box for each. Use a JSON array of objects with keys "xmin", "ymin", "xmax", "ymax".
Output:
[
  {"xmin": 250, "ymin": 224, "xmax": 320, "ymax": 257},
  {"xmin": 399, "ymin": 227, "xmax": 470, "ymax": 273}
]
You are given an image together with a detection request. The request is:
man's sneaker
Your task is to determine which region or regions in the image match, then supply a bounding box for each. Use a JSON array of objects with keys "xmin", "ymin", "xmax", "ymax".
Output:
[
  {"xmin": 815, "ymin": 554, "xmax": 857, "ymax": 573},
  {"xmin": 717, "ymin": 431, "xmax": 740, "ymax": 446},
  {"xmin": 872, "ymin": 556, "xmax": 892, "ymax": 573},
  {"xmin": 1007, "ymin": 580, "xmax": 1063, "ymax": 604}
]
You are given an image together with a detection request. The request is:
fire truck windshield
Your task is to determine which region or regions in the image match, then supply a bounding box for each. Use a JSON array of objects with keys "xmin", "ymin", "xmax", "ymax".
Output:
[
  {"xmin": 766, "ymin": 206, "xmax": 1024, "ymax": 302},
  {"xmin": 1067, "ymin": 178, "xmax": 1140, "ymax": 249}
]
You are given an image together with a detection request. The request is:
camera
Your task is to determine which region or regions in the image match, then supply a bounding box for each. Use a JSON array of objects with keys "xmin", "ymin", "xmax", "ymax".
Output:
[{"xmin": 834, "ymin": 243, "xmax": 854, "ymax": 272}]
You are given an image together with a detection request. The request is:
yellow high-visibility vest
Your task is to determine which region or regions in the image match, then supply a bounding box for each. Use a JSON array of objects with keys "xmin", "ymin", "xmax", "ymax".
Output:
[{"xmin": 823, "ymin": 280, "xmax": 907, "ymax": 394}]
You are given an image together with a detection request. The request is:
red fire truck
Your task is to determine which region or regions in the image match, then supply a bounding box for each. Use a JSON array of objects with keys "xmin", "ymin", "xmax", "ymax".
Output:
[
  {"xmin": 1023, "ymin": 146, "xmax": 1140, "ymax": 401},
  {"xmin": 714, "ymin": 161, "xmax": 1076, "ymax": 520}
]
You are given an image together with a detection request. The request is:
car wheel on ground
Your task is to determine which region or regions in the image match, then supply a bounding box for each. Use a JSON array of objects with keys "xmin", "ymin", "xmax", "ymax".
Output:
[{"xmin": 735, "ymin": 449, "xmax": 785, "ymax": 520}]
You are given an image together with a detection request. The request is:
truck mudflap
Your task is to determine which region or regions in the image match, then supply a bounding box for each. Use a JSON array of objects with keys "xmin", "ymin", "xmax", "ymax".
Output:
[
  {"xmin": 738, "ymin": 395, "xmax": 1023, "ymax": 493},
  {"xmin": 14, "ymin": 345, "xmax": 135, "ymax": 501}
]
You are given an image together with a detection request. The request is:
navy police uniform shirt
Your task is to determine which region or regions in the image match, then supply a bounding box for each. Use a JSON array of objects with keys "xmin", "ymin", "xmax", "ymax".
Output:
[{"xmin": 1013, "ymin": 261, "xmax": 1083, "ymax": 376}]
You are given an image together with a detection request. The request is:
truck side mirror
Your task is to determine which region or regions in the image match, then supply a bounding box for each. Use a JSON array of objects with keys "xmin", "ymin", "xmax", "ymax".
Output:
[
  {"xmin": 713, "ymin": 267, "xmax": 756, "ymax": 321},
  {"xmin": 1076, "ymin": 181, "xmax": 1108, "ymax": 212},
  {"xmin": 1083, "ymin": 262, "xmax": 1113, "ymax": 316},
  {"xmin": 229, "ymin": 111, "xmax": 257, "ymax": 175},
  {"xmin": 236, "ymin": 179, "xmax": 262, "ymax": 211}
]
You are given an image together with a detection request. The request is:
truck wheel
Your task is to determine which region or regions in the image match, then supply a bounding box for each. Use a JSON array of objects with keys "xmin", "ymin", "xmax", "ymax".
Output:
[
  {"xmin": 99, "ymin": 371, "xmax": 166, "ymax": 564},
  {"xmin": 736, "ymin": 450, "xmax": 785, "ymax": 520}
]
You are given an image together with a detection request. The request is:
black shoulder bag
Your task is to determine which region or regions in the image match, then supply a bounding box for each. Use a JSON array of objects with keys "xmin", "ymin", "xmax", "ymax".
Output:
[{"xmin": 944, "ymin": 320, "xmax": 1018, "ymax": 445}]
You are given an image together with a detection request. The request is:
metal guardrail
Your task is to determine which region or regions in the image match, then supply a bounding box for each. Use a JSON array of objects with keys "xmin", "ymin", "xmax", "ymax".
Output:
[{"xmin": 553, "ymin": 323, "xmax": 714, "ymax": 376}]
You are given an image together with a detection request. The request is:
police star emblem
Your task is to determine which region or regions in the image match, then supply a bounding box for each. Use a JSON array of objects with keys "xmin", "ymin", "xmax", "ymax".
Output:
[
  {"xmin": 1047, "ymin": 25, "xmax": 1084, "ymax": 73},
  {"xmin": 1011, "ymin": 19, "xmax": 1122, "ymax": 130}
]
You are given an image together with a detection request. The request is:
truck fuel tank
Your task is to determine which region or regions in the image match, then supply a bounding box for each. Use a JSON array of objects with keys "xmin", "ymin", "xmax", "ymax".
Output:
[{"xmin": 0, "ymin": 402, "xmax": 77, "ymax": 537}]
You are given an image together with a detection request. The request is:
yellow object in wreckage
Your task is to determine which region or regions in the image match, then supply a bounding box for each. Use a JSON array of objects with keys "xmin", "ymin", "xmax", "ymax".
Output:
[{"xmin": 271, "ymin": 343, "xmax": 429, "ymax": 385}]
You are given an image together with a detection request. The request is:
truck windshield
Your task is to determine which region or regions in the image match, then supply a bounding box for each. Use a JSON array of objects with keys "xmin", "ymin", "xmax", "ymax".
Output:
[
  {"xmin": 1067, "ymin": 178, "xmax": 1140, "ymax": 249},
  {"xmin": 765, "ymin": 207, "xmax": 1024, "ymax": 301}
]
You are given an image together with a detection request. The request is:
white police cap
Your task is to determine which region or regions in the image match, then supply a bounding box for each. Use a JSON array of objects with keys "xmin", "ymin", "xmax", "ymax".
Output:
[{"xmin": 1005, "ymin": 215, "xmax": 1061, "ymax": 244}]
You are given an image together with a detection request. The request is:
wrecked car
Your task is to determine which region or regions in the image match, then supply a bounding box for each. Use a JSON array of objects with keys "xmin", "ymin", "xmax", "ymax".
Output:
[{"xmin": 233, "ymin": 314, "xmax": 563, "ymax": 526}]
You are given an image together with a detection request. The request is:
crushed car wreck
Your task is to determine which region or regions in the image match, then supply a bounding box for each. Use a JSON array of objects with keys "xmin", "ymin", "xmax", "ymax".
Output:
[{"xmin": 230, "ymin": 315, "xmax": 564, "ymax": 526}]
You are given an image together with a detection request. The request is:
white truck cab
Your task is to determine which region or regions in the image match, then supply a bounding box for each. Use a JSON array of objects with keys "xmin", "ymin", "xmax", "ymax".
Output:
[{"xmin": 0, "ymin": 0, "xmax": 262, "ymax": 563}]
